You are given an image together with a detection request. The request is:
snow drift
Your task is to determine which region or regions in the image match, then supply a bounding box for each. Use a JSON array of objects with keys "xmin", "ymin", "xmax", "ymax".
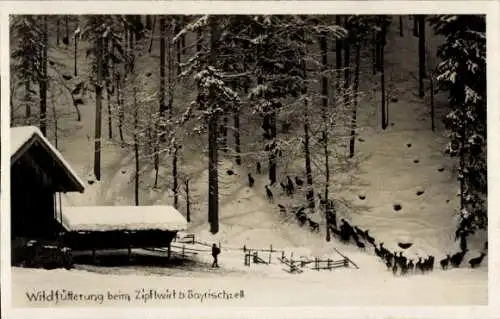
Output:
[{"xmin": 60, "ymin": 205, "xmax": 188, "ymax": 232}]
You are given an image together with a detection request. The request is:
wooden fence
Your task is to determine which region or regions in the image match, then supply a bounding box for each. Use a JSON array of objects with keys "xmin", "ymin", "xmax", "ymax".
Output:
[
  {"xmin": 173, "ymin": 234, "xmax": 359, "ymax": 272},
  {"xmin": 311, "ymin": 257, "xmax": 348, "ymax": 270}
]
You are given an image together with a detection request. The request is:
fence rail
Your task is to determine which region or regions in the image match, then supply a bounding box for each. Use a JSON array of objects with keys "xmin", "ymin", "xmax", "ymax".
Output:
[{"xmin": 174, "ymin": 233, "xmax": 359, "ymax": 272}]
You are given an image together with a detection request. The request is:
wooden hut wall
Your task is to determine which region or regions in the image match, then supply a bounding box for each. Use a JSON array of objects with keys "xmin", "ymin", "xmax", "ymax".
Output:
[
  {"xmin": 11, "ymin": 152, "xmax": 57, "ymax": 239},
  {"xmin": 63, "ymin": 230, "xmax": 178, "ymax": 251}
]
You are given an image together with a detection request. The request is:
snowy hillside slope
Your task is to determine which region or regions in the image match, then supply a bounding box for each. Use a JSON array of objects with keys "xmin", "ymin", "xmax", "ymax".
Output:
[{"xmin": 10, "ymin": 16, "xmax": 487, "ymax": 307}]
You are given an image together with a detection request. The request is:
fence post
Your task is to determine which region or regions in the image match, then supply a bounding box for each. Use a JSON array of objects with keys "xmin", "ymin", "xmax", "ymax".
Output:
[
  {"xmin": 182, "ymin": 245, "xmax": 185, "ymax": 259},
  {"xmin": 244, "ymin": 252, "xmax": 250, "ymax": 266}
]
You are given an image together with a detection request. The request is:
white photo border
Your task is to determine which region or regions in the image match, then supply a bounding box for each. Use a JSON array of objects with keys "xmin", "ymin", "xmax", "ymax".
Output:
[{"xmin": 1, "ymin": 1, "xmax": 498, "ymax": 318}]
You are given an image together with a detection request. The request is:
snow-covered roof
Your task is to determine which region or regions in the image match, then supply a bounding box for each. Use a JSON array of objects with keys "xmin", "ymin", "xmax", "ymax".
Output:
[
  {"xmin": 60, "ymin": 205, "xmax": 188, "ymax": 232},
  {"xmin": 10, "ymin": 126, "xmax": 85, "ymax": 193}
]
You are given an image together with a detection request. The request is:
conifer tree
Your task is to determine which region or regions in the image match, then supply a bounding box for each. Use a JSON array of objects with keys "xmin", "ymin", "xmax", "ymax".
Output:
[
  {"xmin": 429, "ymin": 15, "xmax": 486, "ymax": 235},
  {"xmin": 10, "ymin": 16, "xmax": 42, "ymax": 126},
  {"xmin": 82, "ymin": 15, "xmax": 125, "ymax": 180},
  {"xmin": 180, "ymin": 15, "xmax": 240, "ymax": 234}
]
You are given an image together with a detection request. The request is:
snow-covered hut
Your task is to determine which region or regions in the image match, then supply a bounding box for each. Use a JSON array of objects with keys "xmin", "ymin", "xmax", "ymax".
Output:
[
  {"xmin": 60, "ymin": 205, "xmax": 187, "ymax": 254},
  {"xmin": 10, "ymin": 126, "xmax": 85, "ymax": 241},
  {"xmin": 11, "ymin": 126, "xmax": 187, "ymax": 259}
]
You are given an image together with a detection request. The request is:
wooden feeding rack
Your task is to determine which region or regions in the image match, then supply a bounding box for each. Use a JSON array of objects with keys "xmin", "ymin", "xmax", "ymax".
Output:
[
  {"xmin": 277, "ymin": 251, "xmax": 303, "ymax": 274},
  {"xmin": 175, "ymin": 233, "xmax": 195, "ymax": 244},
  {"xmin": 243, "ymin": 245, "xmax": 279, "ymax": 266}
]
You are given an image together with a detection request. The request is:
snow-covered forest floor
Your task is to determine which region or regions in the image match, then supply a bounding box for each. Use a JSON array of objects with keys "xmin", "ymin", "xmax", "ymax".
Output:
[{"xmin": 10, "ymin": 15, "xmax": 488, "ymax": 307}]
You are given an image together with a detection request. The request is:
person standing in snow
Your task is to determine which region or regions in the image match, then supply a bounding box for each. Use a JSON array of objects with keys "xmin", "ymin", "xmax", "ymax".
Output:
[{"xmin": 211, "ymin": 243, "xmax": 220, "ymax": 268}]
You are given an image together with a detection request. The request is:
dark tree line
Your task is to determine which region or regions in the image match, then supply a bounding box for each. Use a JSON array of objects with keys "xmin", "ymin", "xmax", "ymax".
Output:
[{"xmin": 429, "ymin": 15, "xmax": 487, "ymax": 240}]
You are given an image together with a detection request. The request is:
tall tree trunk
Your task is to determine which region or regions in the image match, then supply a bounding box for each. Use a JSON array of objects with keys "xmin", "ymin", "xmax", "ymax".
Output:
[
  {"xmin": 303, "ymin": 31, "xmax": 314, "ymax": 210},
  {"xmin": 133, "ymin": 15, "xmax": 142, "ymax": 42},
  {"xmin": 457, "ymin": 83, "xmax": 466, "ymax": 212},
  {"xmin": 39, "ymin": 16, "xmax": 48, "ymax": 136},
  {"xmin": 56, "ymin": 18, "xmax": 60, "ymax": 45},
  {"xmin": 148, "ymin": 16, "xmax": 157, "ymax": 54},
  {"xmin": 172, "ymin": 145, "xmax": 179, "ymax": 209},
  {"xmin": 94, "ymin": 35, "xmax": 103, "ymax": 181},
  {"xmin": 116, "ymin": 75, "xmax": 124, "ymax": 146},
  {"xmin": 399, "ymin": 16, "xmax": 404, "ymax": 37},
  {"xmin": 270, "ymin": 106, "xmax": 277, "ymax": 185},
  {"xmin": 430, "ymin": 73, "xmax": 435, "ymax": 131},
  {"xmin": 51, "ymin": 85, "xmax": 58, "ymax": 148},
  {"xmin": 303, "ymin": 99, "xmax": 314, "ymax": 210},
  {"xmin": 380, "ymin": 24, "xmax": 388, "ymax": 130},
  {"xmin": 413, "ymin": 15, "xmax": 419, "ymax": 37},
  {"xmin": 25, "ymin": 80, "xmax": 31, "ymax": 124},
  {"xmin": 65, "ymin": 16, "xmax": 69, "ymax": 45},
  {"xmin": 107, "ymin": 89, "xmax": 112, "ymax": 139},
  {"xmin": 184, "ymin": 179, "xmax": 191, "ymax": 222},
  {"xmin": 74, "ymin": 33, "xmax": 78, "ymax": 76},
  {"xmin": 133, "ymin": 87, "xmax": 140, "ymax": 206},
  {"xmin": 259, "ymin": 76, "xmax": 277, "ymax": 185},
  {"xmin": 168, "ymin": 18, "xmax": 178, "ymax": 206},
  {"xmin": 10, "ymin": 85, "xmax": 14, "ymax": 121},
  {"xmin": 208, "ymin": 114, "xmax": 219, "ymax": 232},
  {"xmin": 208, "ymin": 17, "xmax": 220, "ymax": 234},
  {"xmin": 146, "ymin": 15, "xmax": 153, "ymax": 30},
  {"xmin": 234, "ymin": 85, "xmax": 244, "ymax": 166},
  {"xmin": 343, "ymin": 23, "xmax": 351, "ymax": 122},
  {"xmin": 104, "ymin": 36, "xmax": 112, "ymax": 140},
  {"xmin": 320, "ymin": 32, "xmax": 330, "ymax": 241},
  {"xmin": 418, "ymin": 14, "xmax": 426, "ymax": 98},
  {"xmin": 175, "ymin": 17, "xmax": 182, "ymax": 76},
  {"xmin": 125, "ymin": 26, "xmax": 129, "ymax": 53},
  {"xmin": 182, "ymin": 34, "xmax": 186, "ymax": 55},
  {"xmin": 264, "ymin": 101, "xmax": 278, "ymax": 186},
  {"xmin": 233, "ymin": 109, "xmax": 241, "ymax": 165},
  {"xmin": 154, "ymin": 16, "xmax": 166, "ymax": 188},
  {"xmin": 221, "ymin": 116, "xmax": 228, "ymax": 152},
  {"xmin": 180, "ymin": 16, "xmax": 187, "ymax": 55},
  {"xmin": 181, "ymin": 28, "xmax": 186, "ymax": 55},
  {"xmin": 336, "ymin": 15, "xmax": 343, "ymax": 89},
  {"xmin": 197, "ymin": 28, "xmax": 203, "ymax": 53},
  {"xmin": 349, "ymin": 42, "xmax": 361, "ymax": 158},
  {"xmin": 375, "ymin": 30, "xmax": 381, "ymax": 72},
  {"xmin": 128, "ymin": 29, "xmax": 135, "ymax": 73},
  {"xmin": 372, "ymin": 30, "xmax": 377, "ymax": 74}
]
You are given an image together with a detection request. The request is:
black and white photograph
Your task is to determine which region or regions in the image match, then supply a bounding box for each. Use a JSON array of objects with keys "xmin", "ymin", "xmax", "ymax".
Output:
[{"xmin": 2, "ymin": 1, "xmax": 498, "ymax": 317}]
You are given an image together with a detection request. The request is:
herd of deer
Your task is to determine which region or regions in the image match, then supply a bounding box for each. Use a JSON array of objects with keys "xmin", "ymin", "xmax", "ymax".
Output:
[
  {"xmin": 331, "ymin": 219, "xmax": 487, "ymax": 275},
  {"xmin": 242, "ymin": 163, "xmax": 487, "ymax": 275}
]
